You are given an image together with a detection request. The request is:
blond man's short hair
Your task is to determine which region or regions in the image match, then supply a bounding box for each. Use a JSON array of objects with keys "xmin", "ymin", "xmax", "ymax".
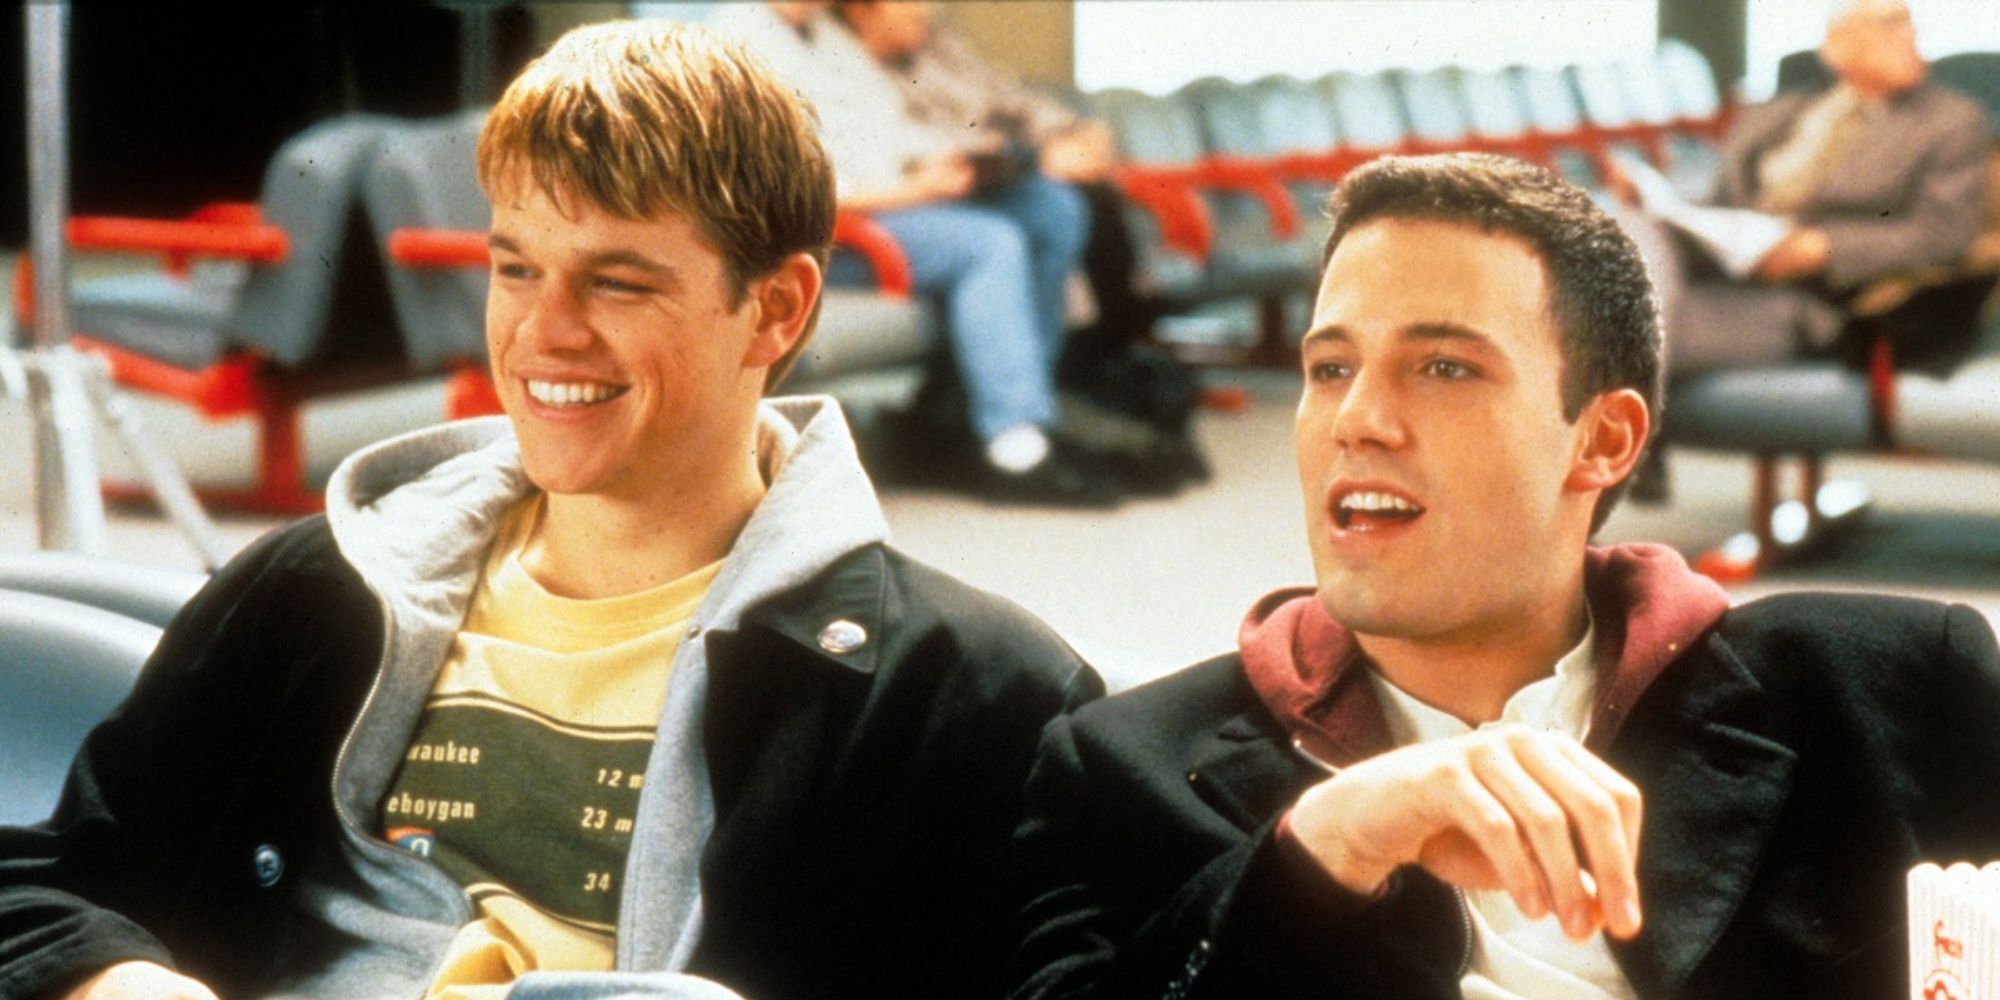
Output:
[{"xmin": 478, "ymin": 20, "xmax": 835, "ymax": 389}]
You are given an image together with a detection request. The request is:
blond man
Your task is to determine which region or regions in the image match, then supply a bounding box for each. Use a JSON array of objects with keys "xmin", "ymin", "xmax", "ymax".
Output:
[{"xmin": 0, "ymin": 21, "xmax": 1097, "ymax": 1000}]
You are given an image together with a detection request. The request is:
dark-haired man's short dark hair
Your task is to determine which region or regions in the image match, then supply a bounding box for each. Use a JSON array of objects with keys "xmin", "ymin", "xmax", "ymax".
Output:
[{"xmin": 1321, "ymin": 153, "xmax": 1662, "ymax": 530}]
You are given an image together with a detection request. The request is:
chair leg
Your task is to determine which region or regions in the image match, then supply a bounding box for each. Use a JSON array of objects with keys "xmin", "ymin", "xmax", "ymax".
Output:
[
  {"xmin": 1694, "ymin": 452, "xmax": 1781, "ymax": 584},
  {"xmin": 180, "ymin": 390, "xmax": 321, "ymax": 514}
]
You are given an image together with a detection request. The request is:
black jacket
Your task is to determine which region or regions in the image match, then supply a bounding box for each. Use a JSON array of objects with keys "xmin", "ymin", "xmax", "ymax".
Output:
[
  {"xmin": 0, "ymin": 517, "xmax": 1102, "ymax": 999},
  {"xmin": 1010, "ymin": 594, "xmax": 2000, "ymax": 999}
]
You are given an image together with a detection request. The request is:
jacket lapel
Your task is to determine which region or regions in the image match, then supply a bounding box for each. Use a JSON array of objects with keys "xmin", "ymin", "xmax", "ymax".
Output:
[
  {"xmin": 1185, "ymin": 714, "xmax": 1322, "ymax": 833},
  {"xmin": 1608, "ymin": 634, "xmax": 1799, "ymax": 998}
]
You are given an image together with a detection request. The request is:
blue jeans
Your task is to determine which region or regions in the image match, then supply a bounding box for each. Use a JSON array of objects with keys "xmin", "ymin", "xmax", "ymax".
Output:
[{"xmin": 829, "ymin": 174, "xmax": 1089, "ymax": 442}]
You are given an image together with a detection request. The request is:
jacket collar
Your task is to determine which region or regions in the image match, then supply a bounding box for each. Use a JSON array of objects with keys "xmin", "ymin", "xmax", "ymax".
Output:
[
  {"xmin": 735, "ymin": 545, "xmax": 890, "ymax": 676},
  {"xmin": 1238, "ymin": 543, "xmax": 1732, "ymax": 763}
]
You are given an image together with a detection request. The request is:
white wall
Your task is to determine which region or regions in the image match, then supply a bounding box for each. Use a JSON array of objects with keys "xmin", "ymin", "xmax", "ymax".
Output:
[{"xmin": 1074, "ymin": 0, "xmax": 1659, "ymax": 94}]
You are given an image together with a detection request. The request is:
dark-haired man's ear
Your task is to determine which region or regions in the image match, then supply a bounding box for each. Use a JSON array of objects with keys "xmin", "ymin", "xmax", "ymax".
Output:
[
  {"xmin": 1566, "ymin": 388, "xmax": 1651, "ymax": 495},
  {"xmin": 741, "ymin": 252, "xmax": 823, "ymax": 371}
]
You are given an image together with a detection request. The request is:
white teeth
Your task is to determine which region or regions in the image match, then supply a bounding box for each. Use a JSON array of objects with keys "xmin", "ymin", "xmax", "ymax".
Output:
[
  {"xmin": 1339, "ymin": 490, "xmax": 1419, "ymax": 512},
  {"xmin": 525, "ymin": 380, "xmax": 624, "ymax": 407}
]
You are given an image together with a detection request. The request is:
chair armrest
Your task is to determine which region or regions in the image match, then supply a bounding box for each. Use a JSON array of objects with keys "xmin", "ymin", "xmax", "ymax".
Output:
[
  {"xmin": 832, "ymin": 210, "xmax": 913, "ymax": 298},
  {"xmin": 70, "ymin": 336, "xmax": 261, "ymax": 419},
  {"xmin": 1273, "ymin": 147, "xmax": 1375, "ymax": 185},
  {"xmin": 66, "ymin": 215, "xmax": 288, "ymax": 262},
  {"xmin": 1111, "ymin": 165, "xmax": 1215, "ymax": 261},
  {"xmin": 187, "ymin": 201, "xmax": 265, "ymax": 226},
  {"xmin": 386, "ymin": 228, "xmax": 490, "ymax": 268},
  {"xmin": 1193, "ymin": 156, "xmax": 1303, "ymax": 239},
  {"xmin": 446, "ymin": 363, "xmax": 504, "ymax": 420}
]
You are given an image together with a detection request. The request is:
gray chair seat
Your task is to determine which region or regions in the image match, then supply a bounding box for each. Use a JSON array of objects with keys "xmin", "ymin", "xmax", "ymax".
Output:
[
  {"xmin": 0, "ymin": 589, "xmax": 160, "ymax": 826},
  {"xmin": 365, "ymin": 110, "xmax": 493, "ymax": 371},
  {"xmin": 69, "ymin": 271, "xmax": 240, "ymax": 370},
  {"xmin": 0, "ymin": 550, "xmax": 207, "ymax": 628},
  {"xmin": 784, "ymin": 290, "xmax": 938, "ymax": 387},
  {"xmin": 1896, "ymin": 358, "xmax": 2000, "ymax": 460},
  {"xmin": 1669, "ymin": 364, "xmax": 1876, "ymax": 453},
  {"xmin": 67, "ymin": 115, "xmax": 392, "ymax": 374}
]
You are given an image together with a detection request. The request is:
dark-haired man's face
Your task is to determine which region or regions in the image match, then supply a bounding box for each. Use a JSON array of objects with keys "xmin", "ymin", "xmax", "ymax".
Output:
[{"xmin": 1296, "ymin": 218, "xmax": 1604, "ymax": 645}]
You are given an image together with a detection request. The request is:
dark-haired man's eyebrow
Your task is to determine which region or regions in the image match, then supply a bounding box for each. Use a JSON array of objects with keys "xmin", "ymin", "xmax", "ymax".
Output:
[
  {"xmin": 1299, "ymin": 324, "xmax": 1352, "ymax": 348},
  {"xmin": 1300, "ymin": 322, "xmax": 1498, "ymax": 349}
]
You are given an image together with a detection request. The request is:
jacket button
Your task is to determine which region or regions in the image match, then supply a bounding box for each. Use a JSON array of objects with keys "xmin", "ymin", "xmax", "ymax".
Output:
[
  {"xmin": 252, "ymin": 844, "xmax": 285, "ymax": 887},
  {"xmin": 817, "ymin": 619, "xmax": 867, "ymax": 654}
]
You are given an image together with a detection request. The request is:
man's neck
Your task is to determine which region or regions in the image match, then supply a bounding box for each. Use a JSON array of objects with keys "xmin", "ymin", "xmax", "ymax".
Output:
[
  {"xmin": 1356, "ymin": 570, "xmax": 1590, "ymax": 727},
  {"xmin": 525, "ymin": 433, "xmax": 769, "ymax": 600}
]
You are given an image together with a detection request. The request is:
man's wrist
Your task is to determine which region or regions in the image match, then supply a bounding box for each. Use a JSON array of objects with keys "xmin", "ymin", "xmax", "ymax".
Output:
[{"xmin": 1283, "ymin": 788, "xmax": 1395, "ymax": 897}]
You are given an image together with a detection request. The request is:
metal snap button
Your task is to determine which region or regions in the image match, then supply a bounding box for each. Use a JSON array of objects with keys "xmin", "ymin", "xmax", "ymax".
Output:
[
  {"xmin": 252, "ymin": 844, "xmax": 285, "ymax": 887},
  {"xmin": 817, "ymin": 618, "xmax": 867, "ymax": 655}
]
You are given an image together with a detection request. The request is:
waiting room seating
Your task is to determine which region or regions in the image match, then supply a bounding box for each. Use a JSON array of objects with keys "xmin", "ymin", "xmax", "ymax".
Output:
[
  {"xmin": 0, "ymin": 550, "xmax": 205, "ymax": 628},
  {"xmin": 0, "ymin": 590, "xmax": 158, "ymax": 826},
  {"xmin": 39, "ymin": 115, "xmax": 409, "ymax": 513},
  {"xmin": 1664, "ymin": 52, "xmax": 2000, "ymax": 577}
]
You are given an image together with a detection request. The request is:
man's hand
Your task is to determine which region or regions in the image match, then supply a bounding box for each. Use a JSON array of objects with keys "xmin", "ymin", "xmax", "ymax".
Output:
[
  {"xmin": 1755, "ymin": 226, "xmax": 1832, "ymax": 282},
  {"xmin": 1288, "ymin": 726, "xmax": 1644, "ymax": 941},
  {"xmin": 903, "ymin": 151, "xmax": 975, "ymax": 203},
  {"xmin": 60, "ymin": 961, "xmax": 218, "ymax": 1000},
  {"xmin": 1040, "ymin": 121, "xmax": 1118, "ymax": 183}
]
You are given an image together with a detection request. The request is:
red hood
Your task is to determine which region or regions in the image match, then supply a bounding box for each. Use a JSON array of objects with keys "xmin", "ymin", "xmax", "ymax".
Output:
[{"xmin": 1239, "ymin": 543, "xmax": 1730, "ymax": 765}]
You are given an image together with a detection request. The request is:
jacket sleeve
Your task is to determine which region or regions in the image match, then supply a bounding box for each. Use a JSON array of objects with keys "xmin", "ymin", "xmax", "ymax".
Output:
[
  {"xmin": 0, "ymin": 523, "xmax": 316, "ymax": 999},
  {"xmin": 1008, "ymin": 716, "xmax": 1465, "ymax": 1000},
  {"xmin": 1818, "ymin": 98, "xmax": 1992, "ymax": 290}
]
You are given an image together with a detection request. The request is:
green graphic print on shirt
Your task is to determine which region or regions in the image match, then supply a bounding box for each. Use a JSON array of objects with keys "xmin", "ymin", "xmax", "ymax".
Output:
[{"xmin": 381, "ymin": 690, "xmax": 655, "ymax": 932}]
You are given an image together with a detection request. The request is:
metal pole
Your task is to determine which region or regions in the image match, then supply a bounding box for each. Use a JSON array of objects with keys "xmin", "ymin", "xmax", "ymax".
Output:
[{"xmin": 24, "ymin": 1, "xmax": 111, "ymax": 555}]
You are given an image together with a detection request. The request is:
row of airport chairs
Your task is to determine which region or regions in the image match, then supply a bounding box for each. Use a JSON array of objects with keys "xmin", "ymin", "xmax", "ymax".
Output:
[
  {"xmin": 1074, "ymin": 39, "xmax": 1732, "ymax": 360},
  {"xmin": 13, "ymin": 112, "xmax": 934, "ymax": 512}
]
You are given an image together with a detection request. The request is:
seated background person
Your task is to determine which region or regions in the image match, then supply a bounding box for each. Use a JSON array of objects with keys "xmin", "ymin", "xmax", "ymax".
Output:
[
  {"xmin": 1639, "ymin": 0, "xmax": 1991, "ymax": 377},
  {"xmin": 1010, "ymin": 154, "xmax": 2000, "ymax": 999},
  {"xmin": 834, "ymin": 0, "xmax": 1208, "ymax": 494},
  {"xmin": 714, "ymin": 1, "xmax": 1113, "ymax": 506},
  {"xmin": 0, "ymin": 22, "xmax": 1099, "ymax": 1000}
]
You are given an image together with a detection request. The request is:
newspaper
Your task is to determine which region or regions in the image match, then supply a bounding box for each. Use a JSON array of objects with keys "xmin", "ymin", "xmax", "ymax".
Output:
[{"xmin": 1613, "ymin": 152, "xmax": 1793, "ymax": 280}]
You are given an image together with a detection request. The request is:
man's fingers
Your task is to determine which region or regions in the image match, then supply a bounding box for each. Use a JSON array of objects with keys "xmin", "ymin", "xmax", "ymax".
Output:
[
  {"xmin": 1469, "ymin": 739, "xmax": 1594, "ymax": 933},
  {"xmin": 1434, "ymin": 768, "xmax": 1549, "ymax": 919},
  {"xmin": 1555, "ymin": 738, "xmax": 1645, "ymax": 858},
  {"xmin": 1519, "ymin": 737, "xmax": 1645, "ymax": 940}
]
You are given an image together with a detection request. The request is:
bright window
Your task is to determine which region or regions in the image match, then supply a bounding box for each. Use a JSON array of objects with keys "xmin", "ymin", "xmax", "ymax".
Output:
[{"xmin": 1074, "ymin": 0, "xmax": 1659, "ymax": 95}]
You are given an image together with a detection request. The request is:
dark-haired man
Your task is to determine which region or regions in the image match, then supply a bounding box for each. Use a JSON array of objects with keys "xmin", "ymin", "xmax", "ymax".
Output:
[{"xmin": 1010, "ymin": 153, "xmax": 2000, "ymax": 999}]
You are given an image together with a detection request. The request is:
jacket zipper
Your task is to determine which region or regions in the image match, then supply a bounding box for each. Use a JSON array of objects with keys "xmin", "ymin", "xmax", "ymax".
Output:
[
  {"xmin": 329, "ymin": 592, "xmax": 398, "ymax": 837},
  {"xmin": 1290, "ymin": 734, "xmax": 1474, "ymax": 978},
  {"xmin": 327, "ymin": 594, "xmax": 472, "ymax": 915}
]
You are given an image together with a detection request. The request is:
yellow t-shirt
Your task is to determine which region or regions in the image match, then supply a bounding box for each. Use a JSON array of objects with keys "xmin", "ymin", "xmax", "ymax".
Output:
[{"xmin": 378, "ymin": 496, "xmax": 721, "ymax": 999}]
